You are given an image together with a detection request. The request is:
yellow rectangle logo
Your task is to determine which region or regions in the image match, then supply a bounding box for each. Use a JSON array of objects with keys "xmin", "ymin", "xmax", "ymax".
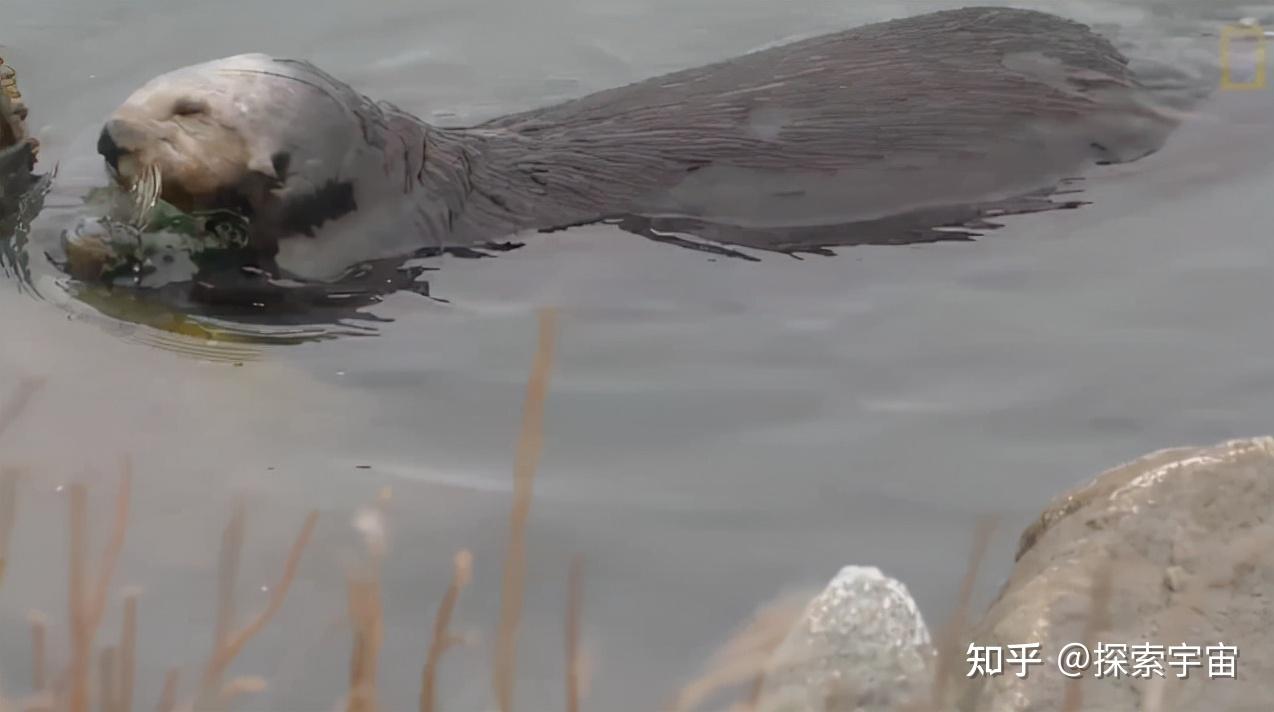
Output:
[{"xmin": 1221, "ymin": 24, "xmax": 1267, "ymax": 90}]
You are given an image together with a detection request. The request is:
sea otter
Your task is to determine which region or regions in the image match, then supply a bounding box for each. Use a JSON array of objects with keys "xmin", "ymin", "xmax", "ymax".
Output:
[{"xmin": 95, "ymin": 6, "xmax": 1176, "ymax": 281}]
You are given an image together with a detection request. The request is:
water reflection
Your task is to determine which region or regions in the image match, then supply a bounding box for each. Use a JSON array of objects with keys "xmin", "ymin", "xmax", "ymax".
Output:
[
  {"xmin": 610, "ymin": 182, "xmax": 1090, "ymax": 260},
  {"xmin": 1, "ymin": 170, "xmax": 1102, "ymax": 351},
  {"xmin": 0, "ymin": 141, "xmax": 46, "ymax": 291}
]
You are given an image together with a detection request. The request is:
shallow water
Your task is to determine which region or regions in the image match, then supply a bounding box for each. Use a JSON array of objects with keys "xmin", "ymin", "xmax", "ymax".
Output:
[{"xmin": 2, "ymin": 0, "xmax": 1273, "ymax": 709}]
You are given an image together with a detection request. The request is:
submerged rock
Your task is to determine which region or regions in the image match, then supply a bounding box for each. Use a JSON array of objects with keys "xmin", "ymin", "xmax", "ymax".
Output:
[
  {"xmin": 960, "ymin": 437, "xmax": 1274, "ymax": 711},
  {"xmin": 758, "ymin": 565, "xmax": 936, "ymax": 712}
]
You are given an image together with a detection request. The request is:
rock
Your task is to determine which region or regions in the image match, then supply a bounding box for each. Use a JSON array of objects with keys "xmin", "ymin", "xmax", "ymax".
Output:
[
  {"xmin": 0, "ymin": 82, "xmax": 34, "ymax": 203},
  {"xmin": 1, "ymin": 57, "xmax": 40, "ymax": 238},
  {"xmin": 0, "ymin": 57, "xmax": 29, "ymax": 150},
  {"xmin": 758, "ymin": 565, "xmax": 936, "ymax": 712},
  {"xmin": 960, "ymin": 437, "xmax": 1274, "ymax": 711}
]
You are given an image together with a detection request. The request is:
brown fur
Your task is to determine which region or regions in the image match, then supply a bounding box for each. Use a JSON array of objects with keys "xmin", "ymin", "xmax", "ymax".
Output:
[{"xmin": 99, "ymin": 7, "xmax": 1180, "ymax": 275}]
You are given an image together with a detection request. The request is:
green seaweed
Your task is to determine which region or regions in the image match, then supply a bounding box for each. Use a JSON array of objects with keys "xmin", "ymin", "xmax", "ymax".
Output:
[{"xmin": 67, "ymin": 187, "xmax": 254, "ymax": 283}]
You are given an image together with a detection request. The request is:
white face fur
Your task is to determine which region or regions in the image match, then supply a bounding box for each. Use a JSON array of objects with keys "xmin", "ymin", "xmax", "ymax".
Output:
[
  {"xmin": 99, "ymin": 54, "xmax": 427, "ymax": 278},
  {"xmin": 101, "ymin": 54, "xmax": 367, "ymax": 207}
]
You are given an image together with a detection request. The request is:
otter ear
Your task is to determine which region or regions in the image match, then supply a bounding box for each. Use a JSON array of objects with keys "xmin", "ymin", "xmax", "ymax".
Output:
[
  {"xmin": 246, "ymin": 153, "xmax": 281, "ymax": 185},
  {"xmin": 245, "ymin": 146, "xmax": 291, "ymax": 188}
]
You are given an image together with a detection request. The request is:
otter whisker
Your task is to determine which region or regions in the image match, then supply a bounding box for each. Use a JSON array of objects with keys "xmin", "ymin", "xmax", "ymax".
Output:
[{"xmin": 128, "ymin": 163, "xmax": 162, "ymax": 229}]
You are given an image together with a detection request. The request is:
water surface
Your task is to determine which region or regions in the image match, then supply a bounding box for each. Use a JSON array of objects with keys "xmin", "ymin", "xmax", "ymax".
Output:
[{"xmin": 3, "ymin": 0, "xmax": 1273, "ymax": 708}]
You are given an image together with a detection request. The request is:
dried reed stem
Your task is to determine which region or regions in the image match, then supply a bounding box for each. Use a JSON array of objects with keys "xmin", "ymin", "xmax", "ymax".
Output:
[
  {"xmin": 743, "ymin": 671, "xmax": 765, "ymax": 710},
  {"xmin": 493, "ymin": 308, "xmax": 559, "ymax": 712},
  {"xmin": 68, "ymin": 486, "xmax": 87, "ymax": 707},
  {"xmin": 1061, "ymin": 562, "xmax": 1113, "ymax": 712},
  {"xmin": 154, "ymin": 670, "xmax": 178, "ymax": 712},
  {"xmin": 930, "ymin": 515, "xmax": 996, "ymax": 709},
  {"xmin": 420, "ymin": 550, "xmax": 472, "ymax": 712},
  {"xmin": 118, "ymin": 593, "xmax": 137, "ymax": 712},
  {"xmin": 345, "ymin": 575, "xmax": 383, "ymax": 712},
  {"xmin": 217, "ymin": 676, "xmax": 266, "ymax": 704},
  {"xmin": 0, "ymin": 468, "xmax": 17, "ymax": 590},
  {"xmin": 0, "ymin": 375, "xmax": 37, "ymax": 593},
  {"xmin": 199, "ymin": 507, "xmax": 318, "ymax": 699},
  {"xmin": 346, "ymin": 488, "xmax": 392, "ymax": 712},
  {"xmin": 67, "ymin": 465, "xmax": 132, "ymax": 712},
  {"xmin": 0, "ymin": 377, "xmax": 43, "ymax": 441},
  {"xmin": 1141, "ymin": 675, "xmax": 1166, "ymax": 712},
  {"xmin": 213, "ymin": 497, "xmax": 246, "ymax": 668},
  {"xmin": 565, "ymin": 555, "xmax": 584, "ymax": 712},
  {"xmin": 669, "ymin": 594, "xmax": 808, "ymax": 712},
  {"xmin": 29, "ymin": 612, "xmax": 47, "ymax": 693},
  {"xmin": 99, "ymin": 647, "xmax": 117, "ymax": 712},
  {"xmin": 68, "ymin": 484, "xmax": 87, "ymax": 703}
]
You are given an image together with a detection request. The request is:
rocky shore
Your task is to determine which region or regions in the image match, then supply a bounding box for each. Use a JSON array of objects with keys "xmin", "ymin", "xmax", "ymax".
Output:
[{"xmin": 761, "ymin": 437, "xmax": 1274, "ymax": 711}]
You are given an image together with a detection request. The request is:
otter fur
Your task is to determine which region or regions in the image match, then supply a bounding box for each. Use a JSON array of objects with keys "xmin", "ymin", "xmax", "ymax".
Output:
[{"xmin": 97, "ymin": 6, "xmax": 1175, "ymax": 280}]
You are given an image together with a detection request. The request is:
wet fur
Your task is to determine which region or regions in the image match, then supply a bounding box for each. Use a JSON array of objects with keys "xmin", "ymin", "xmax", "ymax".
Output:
[{"xmin": 101, "ymin": 6, "xmax": 1176, "ymax": 281}]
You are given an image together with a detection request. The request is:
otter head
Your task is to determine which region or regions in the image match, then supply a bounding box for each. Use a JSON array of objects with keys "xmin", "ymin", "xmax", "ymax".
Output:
[{"xmin": 97, "ymin": 54, "xmax": 374, "ymax": 249}]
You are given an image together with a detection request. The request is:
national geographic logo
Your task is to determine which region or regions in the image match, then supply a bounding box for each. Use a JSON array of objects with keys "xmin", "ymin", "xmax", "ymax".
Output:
[{"xmin": 1220, "ymin": 20, "xmax": 1268, "ymax": 90}]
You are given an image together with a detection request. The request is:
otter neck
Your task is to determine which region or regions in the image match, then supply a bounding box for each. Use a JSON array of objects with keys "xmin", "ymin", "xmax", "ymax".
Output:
[{"xmin": 414, "ymin": 122, "xmax": 631, "ymax": 245}]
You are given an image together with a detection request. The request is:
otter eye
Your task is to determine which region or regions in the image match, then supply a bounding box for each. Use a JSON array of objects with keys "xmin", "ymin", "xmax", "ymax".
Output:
[{"xmin": 172, "ymin": 98, "xmax": 209, "ymax": 117}]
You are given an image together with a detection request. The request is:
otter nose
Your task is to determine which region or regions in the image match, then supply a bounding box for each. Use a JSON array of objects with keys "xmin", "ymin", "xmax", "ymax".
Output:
[{"xmin": 97, "ymin": 125, "xmax": 125, "ymax": 171}]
